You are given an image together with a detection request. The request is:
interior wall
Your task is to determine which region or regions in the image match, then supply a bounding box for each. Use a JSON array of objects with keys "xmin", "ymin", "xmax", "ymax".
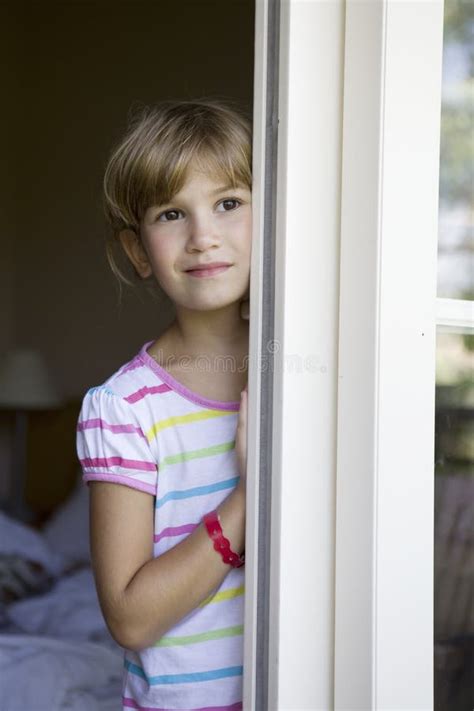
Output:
[
  {"xmin": 1, "ymin": 2, "xmax": 17, "ymax": 358},
  {"xmin": 7, "ymin": 0, "xmax": 255, "ymax": 400},
  {"xmin": 0, "ymin": 0, "xmax": 254, "ymax": 514},
  {"xmin": 0, "ymin": 4, "xmax": 21, "ymax": 500}
]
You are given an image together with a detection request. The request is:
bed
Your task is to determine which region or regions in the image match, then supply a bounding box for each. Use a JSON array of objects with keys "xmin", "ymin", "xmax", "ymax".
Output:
[{"xmin": 0, "ymin": 472, "xmax": 123, "ymax": 710}]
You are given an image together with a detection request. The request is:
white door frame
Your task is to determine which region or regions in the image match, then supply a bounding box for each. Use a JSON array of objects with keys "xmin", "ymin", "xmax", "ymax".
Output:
[{"xmin": 245, "ymin": 0, "xmax": 445, "ymax": 709}]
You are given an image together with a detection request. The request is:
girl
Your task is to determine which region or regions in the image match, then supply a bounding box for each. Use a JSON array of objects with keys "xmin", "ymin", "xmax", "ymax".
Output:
[{"xmin": 76, "ymin": 99, "xmax": 251, "ymax": 710}]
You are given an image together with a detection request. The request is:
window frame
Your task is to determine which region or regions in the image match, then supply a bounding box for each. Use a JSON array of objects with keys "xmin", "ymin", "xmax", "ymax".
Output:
[{"xmin": 335, "ymin": 1, "xmax": 445, "ymax": 707}]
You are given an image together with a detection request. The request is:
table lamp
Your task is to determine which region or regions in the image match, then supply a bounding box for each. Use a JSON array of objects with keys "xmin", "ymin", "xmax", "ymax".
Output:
[{"xmin": 0, "ymin": 347, "xmax": 62, "ymax": 522}]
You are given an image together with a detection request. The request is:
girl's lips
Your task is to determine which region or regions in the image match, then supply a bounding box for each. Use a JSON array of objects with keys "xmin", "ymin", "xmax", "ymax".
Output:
[{"xmin": 185, "ymin": 265, "xmax": 231, "ymax": 278}]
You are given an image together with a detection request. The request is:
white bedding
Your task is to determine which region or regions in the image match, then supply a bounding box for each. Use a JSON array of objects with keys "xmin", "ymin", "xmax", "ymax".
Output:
[
  {"xmin": 0, "ymin": 634, "xmax": 122, "ymax": 711},
  {"xmin": 6, "ymin": 567, "xmax": 114, "ymax": 643},
  {"xmin": 0, "ymin": 477, "xmax": 124, "ymax": 710}
]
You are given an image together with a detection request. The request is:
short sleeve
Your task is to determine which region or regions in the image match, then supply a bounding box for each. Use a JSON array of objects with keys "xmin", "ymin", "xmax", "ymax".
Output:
[{"xmin": 76, "ymin": 386, "xmax": 158, "ymax": 496}]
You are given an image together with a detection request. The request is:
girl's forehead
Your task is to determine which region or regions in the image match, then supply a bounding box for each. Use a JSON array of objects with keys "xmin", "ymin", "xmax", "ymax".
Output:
[
  {"xmin": 181, "ymin": 168, "xmax": 244, "ymax": 189},
  {"xmin": 169, "ymin": 168, "xmax": 250, "ymax": 199}
]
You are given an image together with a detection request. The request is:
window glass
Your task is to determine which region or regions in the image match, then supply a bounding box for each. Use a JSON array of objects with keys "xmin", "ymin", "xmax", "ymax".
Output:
[
  {"xmin": 434, "ymin": 330, "xmax": 474, "ymax": 711},
  {"xmin": 437, "ymin": 0, "xmax": 473, "ymax": 300}
]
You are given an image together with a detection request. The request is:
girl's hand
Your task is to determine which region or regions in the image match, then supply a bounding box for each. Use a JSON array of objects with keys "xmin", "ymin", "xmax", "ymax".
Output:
[{"xmin": 235, "ymin": 383, "xmax": 248, "ymax": 484}]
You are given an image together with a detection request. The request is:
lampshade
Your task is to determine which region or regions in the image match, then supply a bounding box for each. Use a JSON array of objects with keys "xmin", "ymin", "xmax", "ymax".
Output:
[{"xmin": 0, "ymin": 348, "xmax": 62, "ymax": 409}]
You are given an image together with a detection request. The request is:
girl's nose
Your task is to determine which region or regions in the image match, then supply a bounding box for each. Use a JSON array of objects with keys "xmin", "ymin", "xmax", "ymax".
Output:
[{"xmin": 187, "ymin": 214, "xmax": 220, "ymax": 250}]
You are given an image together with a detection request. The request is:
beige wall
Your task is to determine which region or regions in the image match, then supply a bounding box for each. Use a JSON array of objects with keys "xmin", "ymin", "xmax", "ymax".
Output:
[{"xmin": 5, "ymin": 0, "xmax": 254, "ymax": 400}]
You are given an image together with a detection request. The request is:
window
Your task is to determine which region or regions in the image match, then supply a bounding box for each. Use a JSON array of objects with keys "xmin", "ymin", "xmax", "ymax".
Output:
[
  {"xmin": 434, "ymin": 332, "xmax": 473, "ymax": 710},
  {"xmin": 434, "ymin": 2, "xmax": 473, "ymax": 708}
]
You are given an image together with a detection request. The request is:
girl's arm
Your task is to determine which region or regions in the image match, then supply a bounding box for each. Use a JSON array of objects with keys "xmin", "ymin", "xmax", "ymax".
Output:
[
  {"xmin": 90, "ymin": 385, "xmax": 248, "ymax": 652},
  {"xmin": 90, "ymin": 478, "xmax": 245, "ymax": 651}
]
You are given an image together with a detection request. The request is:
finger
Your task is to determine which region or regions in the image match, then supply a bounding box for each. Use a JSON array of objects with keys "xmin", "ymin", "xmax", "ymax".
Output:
[{"xmin": 239, "ymin": 391, "xmax": 247, "ymax": 419}]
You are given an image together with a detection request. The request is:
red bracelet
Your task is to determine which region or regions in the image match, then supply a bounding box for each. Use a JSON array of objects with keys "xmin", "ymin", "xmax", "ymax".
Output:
[{"xmin": 202, "ymin": 510, "xmax": 245, "ymax": 568}]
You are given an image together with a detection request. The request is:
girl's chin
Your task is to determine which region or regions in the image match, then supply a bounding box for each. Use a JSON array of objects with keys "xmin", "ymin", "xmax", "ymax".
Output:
[{"xmin": 175, "ymin": 298, "xmax": 244, "ymax": 313}]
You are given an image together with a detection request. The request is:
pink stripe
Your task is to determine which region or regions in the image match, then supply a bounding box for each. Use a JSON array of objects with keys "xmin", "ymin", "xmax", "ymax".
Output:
[
  {"xmin": 153, "ymin": 523, "xmax": 198, "ymax": 543},
  {"xmin": 83, "ymin": 473, "xmax": 156, "ymax": 495},
  {"xmin": 123, "ymin": 698, "xmax": 242, "ymax": 711},
  {"xmin": 80, "ymin": 456, "xmax": 156, "ymax": 472},
  {"xmin": 125, "ymin": 383, "xmax": 171, "ymax": 404},
  {"xmin": 77, "ymin": 418, "xmax": 146, "ymax": 439}
]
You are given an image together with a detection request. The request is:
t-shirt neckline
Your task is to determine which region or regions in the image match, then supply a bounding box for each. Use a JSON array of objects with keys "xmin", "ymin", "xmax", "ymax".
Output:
[{"xmin": 139, "ymin": 340, "xmax": 241, "ymax": 411}]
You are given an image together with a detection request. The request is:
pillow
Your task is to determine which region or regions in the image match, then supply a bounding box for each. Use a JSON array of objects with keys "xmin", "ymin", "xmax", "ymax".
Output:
[
  {"xmin": 0, "ymin": 512, "xmax": 62, "ymax": 576},
  {"xmin": 0, "ymin": 512, "xmax": 62, "ymax": 621},
  {"xmin": 42, "ymin": 471, "xmax": 90, "ymax": 571}
]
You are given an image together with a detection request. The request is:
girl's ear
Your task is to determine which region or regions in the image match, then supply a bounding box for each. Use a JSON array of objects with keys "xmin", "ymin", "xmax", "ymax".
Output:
[{"xmin": 119, "ymin": 229, "xmax": 153, "ymax": 279}]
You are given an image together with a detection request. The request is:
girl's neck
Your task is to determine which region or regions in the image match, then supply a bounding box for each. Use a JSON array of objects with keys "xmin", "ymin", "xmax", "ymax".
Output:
[
  {"xmin": 166, "ymin": 309, "xmax": 249, "ymax": 360},
  {"xmin": 149, "ymin": 318, "xmax": 249, "ymax": 394}
]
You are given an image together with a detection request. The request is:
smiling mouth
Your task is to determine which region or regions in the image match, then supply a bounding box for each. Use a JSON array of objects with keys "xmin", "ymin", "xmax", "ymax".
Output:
[{"xmin": 185, "ymin": 265, "xmax": 232, "ymax": 278}]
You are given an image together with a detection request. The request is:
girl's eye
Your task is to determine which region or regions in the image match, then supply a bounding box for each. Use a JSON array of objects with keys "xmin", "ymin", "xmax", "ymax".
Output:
[
  {"xmin": 154, "ymin": 199, "xmax": 242, "ymax": 222},
  {"xmin": 217, "ymin": 198, "xmax": 241, "ymax": 212},
  {"xmin": 157, "ymin": 209, "xmax": 182, "ymax": 222}
]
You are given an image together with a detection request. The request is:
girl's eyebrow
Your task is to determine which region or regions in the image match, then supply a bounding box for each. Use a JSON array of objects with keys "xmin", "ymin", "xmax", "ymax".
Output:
[{"xmin": 210, "ymin": 184, "xmax": 248, "ymax": 196}]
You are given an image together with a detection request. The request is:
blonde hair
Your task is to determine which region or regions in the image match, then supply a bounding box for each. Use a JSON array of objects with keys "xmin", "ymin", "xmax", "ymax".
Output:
[{"xmin": 102, "ymin": 99, "xmax": 253, "ymax": 303}]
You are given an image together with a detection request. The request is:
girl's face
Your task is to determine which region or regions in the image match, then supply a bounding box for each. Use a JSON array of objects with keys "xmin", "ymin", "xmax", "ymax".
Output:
[{"xmin": 137, "ymin": 168, "xmax": 252, "ymax": 313}]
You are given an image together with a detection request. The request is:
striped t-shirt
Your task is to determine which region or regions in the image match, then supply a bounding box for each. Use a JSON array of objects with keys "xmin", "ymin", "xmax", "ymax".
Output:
[{"xmin": 76, "ymin": 340, "xmax": 245, "ymax": 711}]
